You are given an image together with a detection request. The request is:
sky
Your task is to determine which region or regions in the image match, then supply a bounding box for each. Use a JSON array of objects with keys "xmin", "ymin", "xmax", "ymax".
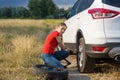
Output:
[
  {"xmin": 0, "ymin": 0, "xmax": 29, "ymax": 7},
  {"xmin": 53, "ymin": 0, "xmax": 77, "ymax": 9},
  {"xmin": 0, "ymin": 0, "xmax": 77, "ymax": 9}
]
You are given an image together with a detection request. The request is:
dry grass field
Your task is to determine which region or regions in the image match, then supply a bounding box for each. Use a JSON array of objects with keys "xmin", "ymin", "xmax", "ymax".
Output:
[{"xmin": 0, "ymin": 19, "xmax": 119, "ymax": 80}]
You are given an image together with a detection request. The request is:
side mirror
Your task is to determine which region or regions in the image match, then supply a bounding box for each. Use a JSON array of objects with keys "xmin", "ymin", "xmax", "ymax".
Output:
[
  {"xmin": 58, "ymin": 12, "xmax": 71, "ymax": 19},
  {"xmin": 66, "ymin": 14, "xmax": 70, "ymax": 19},
  {"xmin": 65, "ymin": 12, "xmax": 72, "ymax": 19}
]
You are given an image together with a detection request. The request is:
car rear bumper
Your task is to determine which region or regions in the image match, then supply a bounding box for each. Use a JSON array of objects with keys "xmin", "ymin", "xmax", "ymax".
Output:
[{"xmin": 86, "ymin": 43, "xmax": 120, "ymax": 59}]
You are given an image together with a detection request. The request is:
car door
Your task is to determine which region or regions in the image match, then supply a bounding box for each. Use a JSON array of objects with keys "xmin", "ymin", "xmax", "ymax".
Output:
[{"xmin": 63, "ymin": 0, "xmax": 81, "ymax": 43}]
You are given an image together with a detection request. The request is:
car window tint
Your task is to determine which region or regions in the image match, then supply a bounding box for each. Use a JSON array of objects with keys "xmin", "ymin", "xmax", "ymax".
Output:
[
  {"xmin": 87, "ymin": 0, "xmax": 94, "ymax": 8},
  {"xmin": 102, "ymin": 0, "xmax": 120, "ymax": 8},
  {"xmin": 77, "ymin": 0, "xmax": 87, "ymax": 13},
  {"xmin": 69, "ymin": 0, "xmax": 80, "ymax": 17},
  {"xmin": 77, "ymin": 0, "xmax": 94, "ymax": 13}
]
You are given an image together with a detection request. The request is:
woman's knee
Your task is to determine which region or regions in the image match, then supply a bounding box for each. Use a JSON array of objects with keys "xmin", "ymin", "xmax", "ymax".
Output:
[{"xmin": 64, "ymin": 51, "xmax": 69, "ymax": 57}]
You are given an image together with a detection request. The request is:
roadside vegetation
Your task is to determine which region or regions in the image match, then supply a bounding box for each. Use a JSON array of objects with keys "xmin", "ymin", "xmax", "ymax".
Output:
[
  {"xmin": 89, "ymin": 62, "xmax": 120, "ymax": 80},
  {"xmin": 0, "ymin": 19, "xmax": 64, "ymax": 80},
  {"xmin": 0, "ymin": 19, "xmax": 119, "ymax": 80}
]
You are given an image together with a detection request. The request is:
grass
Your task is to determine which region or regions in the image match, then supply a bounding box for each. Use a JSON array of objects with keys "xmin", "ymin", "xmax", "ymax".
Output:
[
  {"xmin": 89, "ymin": 63, "xmax": 120, "ymax": 80},
  {"xmin": 0, "ymin": 19, "xmax": 65, "ymax": 80},
  {"xmin": 0, "ymin": 19, "xmax": 119, "ymax": 80}
]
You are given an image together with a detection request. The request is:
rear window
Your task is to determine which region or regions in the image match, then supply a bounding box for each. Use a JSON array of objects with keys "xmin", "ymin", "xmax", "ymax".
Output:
[{"xmin": 102, "ymin": 0, "xmax": 120, "ymax": 8}]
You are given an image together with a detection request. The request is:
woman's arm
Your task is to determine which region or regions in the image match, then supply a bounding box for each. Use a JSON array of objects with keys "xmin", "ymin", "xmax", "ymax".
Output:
[{"xmin": 56, "ymin": 36, "xmax": 66, "ymax": 50}]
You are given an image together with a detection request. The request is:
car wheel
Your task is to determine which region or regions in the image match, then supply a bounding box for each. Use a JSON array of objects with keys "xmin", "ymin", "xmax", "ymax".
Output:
[
  {"xmin": 76, "ymin": 37, "xmax": 95, "ymax": 73},
  {"xmin": 30, "ymin": 64, "xmax": 68, "ymax": 80}
]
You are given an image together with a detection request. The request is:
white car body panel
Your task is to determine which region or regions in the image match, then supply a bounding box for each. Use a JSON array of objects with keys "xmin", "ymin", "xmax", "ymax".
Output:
[
  {"xmin": 63, "ymin": 0, "xmax": 107, "ymax": 44},
  {"xmin": 103, "ymin": 5, "xmax": 120, "ymax": 42}
]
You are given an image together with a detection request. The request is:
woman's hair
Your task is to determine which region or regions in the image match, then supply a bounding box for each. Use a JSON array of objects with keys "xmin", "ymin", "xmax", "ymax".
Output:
[{"xmin": 58, "ymin": 23, "xmax": 67, "ymax": 28}]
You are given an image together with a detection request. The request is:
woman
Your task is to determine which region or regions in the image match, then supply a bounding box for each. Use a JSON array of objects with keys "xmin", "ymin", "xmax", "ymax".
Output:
[{"xmin": 41, "ymin": 23, "xmax": 69, "ymax": 68}]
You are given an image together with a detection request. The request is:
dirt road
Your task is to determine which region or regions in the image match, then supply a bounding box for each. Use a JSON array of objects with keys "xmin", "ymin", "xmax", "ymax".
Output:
[{"xmin": 66, "ymin": 55, "xmax": 91, "ymax": 80}]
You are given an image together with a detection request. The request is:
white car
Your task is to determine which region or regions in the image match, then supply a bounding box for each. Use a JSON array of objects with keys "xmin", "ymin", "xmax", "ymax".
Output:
[{"xmin": 63, "ymin": 0, "xmax": 120, "ymax": 72}]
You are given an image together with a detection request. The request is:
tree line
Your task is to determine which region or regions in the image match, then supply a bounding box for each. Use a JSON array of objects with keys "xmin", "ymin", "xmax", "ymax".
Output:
[{"xmin": 0, "ymin": 0, "xmax": 70, "ymax": 19}]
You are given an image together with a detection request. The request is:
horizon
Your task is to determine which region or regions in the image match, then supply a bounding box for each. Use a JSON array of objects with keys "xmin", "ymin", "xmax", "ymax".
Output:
[{"xmin": 0, "ymin": 0, "xmax": 77, "ymax": 9}]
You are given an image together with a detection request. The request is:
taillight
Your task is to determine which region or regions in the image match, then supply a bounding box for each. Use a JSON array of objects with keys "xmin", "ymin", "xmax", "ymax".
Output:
[
  {"xmin": 92, "ymin": 46, "xmax": 106, "ymax": 52},
  {"xmin": 88, "ymin": 8, "xmax": 120, "ymax": 19}
]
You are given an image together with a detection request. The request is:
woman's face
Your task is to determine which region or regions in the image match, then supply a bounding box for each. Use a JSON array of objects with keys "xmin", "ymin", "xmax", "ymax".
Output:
[{"xmin": 60, "ymin": 26, "xmax": 67, "ymax": 34}]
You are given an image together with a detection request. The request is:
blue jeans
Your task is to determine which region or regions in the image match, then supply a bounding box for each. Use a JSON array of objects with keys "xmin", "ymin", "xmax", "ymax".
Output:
[{"xmin": 41, "ymin": 50, "xmax": 69, "ymax": 68}]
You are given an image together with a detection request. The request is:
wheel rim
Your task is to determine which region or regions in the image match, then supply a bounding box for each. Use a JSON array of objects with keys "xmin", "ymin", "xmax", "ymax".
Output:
[
  {"xmin": 79, "ymin": 44, "xmax": 83, "ymax": 67},
  {"xmin": 77, "ymin": 40, "xmax": 83, "ymax": 68}
]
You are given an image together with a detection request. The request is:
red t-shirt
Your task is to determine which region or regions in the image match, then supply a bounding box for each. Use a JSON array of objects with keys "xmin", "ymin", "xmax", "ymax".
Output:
[{"xmin": 42, "ymin": 31, "xmax": 60, "ymax": 54}]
